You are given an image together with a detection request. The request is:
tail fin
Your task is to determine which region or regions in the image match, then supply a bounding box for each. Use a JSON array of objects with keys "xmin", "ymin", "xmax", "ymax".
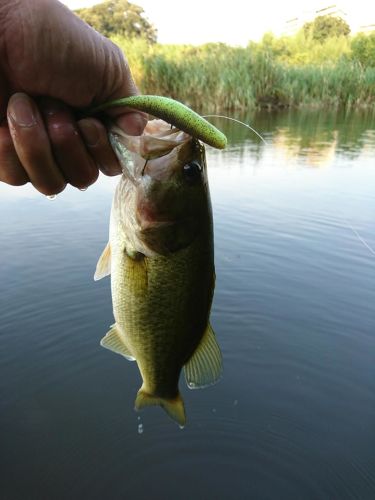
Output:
[{"xmin": 135, "ymin": 389, "xmax": 186, "ymax": 427}]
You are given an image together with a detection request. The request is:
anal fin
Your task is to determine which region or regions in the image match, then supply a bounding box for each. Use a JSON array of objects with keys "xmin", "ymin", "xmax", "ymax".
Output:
[
  {"xmin": 184, "ymin": 323, "xmax": 223, "ymax": 389},
  {"xmin": 94, "ymin": 242, "xmax": 111, "ymax": 281},
  {"xmin": 100, "ymin": 324, "xmax": 135, "ymax": 361}
]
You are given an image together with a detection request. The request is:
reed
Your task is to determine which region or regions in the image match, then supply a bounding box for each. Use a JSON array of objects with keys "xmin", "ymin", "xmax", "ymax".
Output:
[{"xmin": 112, "ymin": 36, "xmax": 375, "ymax": 110}]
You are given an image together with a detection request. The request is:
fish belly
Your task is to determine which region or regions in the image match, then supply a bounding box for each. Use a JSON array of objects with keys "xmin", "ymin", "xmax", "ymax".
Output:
[{"xmin": 111, "ymin": 234, "xmax": 213, "ymax": 398}]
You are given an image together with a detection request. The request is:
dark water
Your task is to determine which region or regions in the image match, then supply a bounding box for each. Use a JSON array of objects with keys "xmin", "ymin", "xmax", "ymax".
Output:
[{"xmin": 1, "ymin": 109, "xmax": 375, "ymax": 499}]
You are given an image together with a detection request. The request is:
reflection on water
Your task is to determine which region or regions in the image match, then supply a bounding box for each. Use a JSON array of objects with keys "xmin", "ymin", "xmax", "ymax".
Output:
[
  {"xmin": 1, "ymin": 108, "xmax": 375, "ymax": 499},
  {"xmin": 210, "ymin": 107, "xmax": 375, "ymax": 167}
]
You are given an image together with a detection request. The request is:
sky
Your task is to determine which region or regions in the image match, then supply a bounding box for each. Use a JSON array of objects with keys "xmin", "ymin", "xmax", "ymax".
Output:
[{"xmin": 62, "ymin": 0, "xmax": 375, "ymax": 46}]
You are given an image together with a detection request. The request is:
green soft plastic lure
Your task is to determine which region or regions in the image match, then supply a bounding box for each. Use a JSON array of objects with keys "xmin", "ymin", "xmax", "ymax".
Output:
[{"xmin": 88, "ymin": 95, "xmax": 227, "ymax": 150}]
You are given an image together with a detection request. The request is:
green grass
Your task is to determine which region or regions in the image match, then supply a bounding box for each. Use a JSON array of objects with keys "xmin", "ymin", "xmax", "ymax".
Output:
[{"xmin": 112, "ymin": 36, "xmax": 375, "ymax": 111}]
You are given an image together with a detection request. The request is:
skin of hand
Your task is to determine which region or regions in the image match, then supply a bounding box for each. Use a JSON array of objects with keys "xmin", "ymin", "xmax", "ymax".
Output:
[{"xmin": 0, "ymin": 0, "xmax": 147, "ymax": 195}]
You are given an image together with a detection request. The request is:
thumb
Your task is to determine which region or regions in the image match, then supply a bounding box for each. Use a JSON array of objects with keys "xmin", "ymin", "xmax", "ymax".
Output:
[{"xmin": 115, "ymin": 111, "xmax": 148, "ymax": 136}]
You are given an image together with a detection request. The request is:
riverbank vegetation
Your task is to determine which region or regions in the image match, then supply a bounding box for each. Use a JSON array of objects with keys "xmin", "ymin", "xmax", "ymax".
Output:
[
  {"xmin": 113, "ymin": 34, "xmax": 375, "ymax": 111},
  {"xmin": 75, "ymin": 2, "xmax": 375, "ymax": 110}
]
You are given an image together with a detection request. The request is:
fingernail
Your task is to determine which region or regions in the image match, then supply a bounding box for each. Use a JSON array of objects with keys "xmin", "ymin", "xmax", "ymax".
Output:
[
  {"xmin": 79, "ymin": 120, "xmax": 100, "ymax": 146},
  {"xmin": 100, "ymin": 163, "xmax": 122, "ymax": 176},
  {"xmin": 8, "ymin": 94, "xmax": 37, "ymax": 127}
]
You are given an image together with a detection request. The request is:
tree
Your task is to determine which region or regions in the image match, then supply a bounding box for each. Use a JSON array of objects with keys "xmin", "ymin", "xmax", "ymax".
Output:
[
  {"xmin": 303, "ymin": 15, "xmax": 350, "ymax": 42},
  {"xmin": 75, "ymin": 0, "xmax": 157, "ymax": 43},
  {"xmin": 351, "ymin": 33, "xmax": 375, "ymax": 67}
]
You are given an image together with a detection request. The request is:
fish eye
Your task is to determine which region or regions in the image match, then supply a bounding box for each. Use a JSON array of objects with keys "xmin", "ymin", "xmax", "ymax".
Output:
[{"xmin": 183, "ymin": 161, "xmax": 202, "ymax": 182}]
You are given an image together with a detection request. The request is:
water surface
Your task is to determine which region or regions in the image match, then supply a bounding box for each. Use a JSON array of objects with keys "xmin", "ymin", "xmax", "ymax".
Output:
[{"xmin": 1, "ymin": 108, "xmax": 375, "ymax": 499}]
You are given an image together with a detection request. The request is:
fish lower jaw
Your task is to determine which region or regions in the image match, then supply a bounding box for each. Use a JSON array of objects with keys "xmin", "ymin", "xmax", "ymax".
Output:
[
  {"xmin": 138, "ymin": 219, "xmax": 175, "ymax": 232},
  {"xmin": 137, "ymin": 206, "xmax": 176, "ymax": 229},
  {"xmin": 136, "ymin": 198, "xmax": 178, "ymax": 229}
]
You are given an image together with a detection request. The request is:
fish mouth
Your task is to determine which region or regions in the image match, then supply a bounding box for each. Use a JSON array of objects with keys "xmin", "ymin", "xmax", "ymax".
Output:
[{"xmin": 109, "ymin": 121, "xmax": 193, "ymax": 180}]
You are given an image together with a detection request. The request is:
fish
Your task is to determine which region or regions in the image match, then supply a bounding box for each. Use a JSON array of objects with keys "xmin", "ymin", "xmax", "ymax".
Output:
[{"xmin": 94, "ymin": 119, "xmax": 222, "ymax": 426}]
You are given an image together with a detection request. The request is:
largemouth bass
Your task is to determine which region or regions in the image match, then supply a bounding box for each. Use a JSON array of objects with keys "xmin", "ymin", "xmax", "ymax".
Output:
[{"xmin": 94, "ymin": 120, "xmax": 222, "ymax": 426}]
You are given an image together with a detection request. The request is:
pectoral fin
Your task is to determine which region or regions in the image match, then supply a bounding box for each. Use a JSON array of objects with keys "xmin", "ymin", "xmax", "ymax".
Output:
[
  {"xmin": 94, "ymin": 242, "xmax": 111, "ymax": 281},
  {"xmin": 100, "ymin": 324, "xmax": 135, "ymax": 361},
  {"xmin": 184, "ymin": 323, "xmax": 223, "ymax": 389}
]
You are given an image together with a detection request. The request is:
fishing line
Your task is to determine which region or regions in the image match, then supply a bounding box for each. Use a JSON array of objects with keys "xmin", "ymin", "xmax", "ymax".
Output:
[
  {"xmin": 202, "ymin": 115, "xmax": 268, "ymax": 145},
  {"xmin": 202, "ymin": 116, "xmax": 375, "ymax": 257},
  {"xmin": 202, "ymin": 116, "xmax": 374, "ymax": 257},
  {"xmin": 344, "ymin": 217, "xmax": 375, "ymax": 256}
]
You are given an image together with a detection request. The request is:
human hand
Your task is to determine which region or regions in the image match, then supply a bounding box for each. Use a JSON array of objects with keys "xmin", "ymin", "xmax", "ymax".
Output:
[{"xmin": 0, "ymin": 0, "xmax": 146, "ymax": 195}]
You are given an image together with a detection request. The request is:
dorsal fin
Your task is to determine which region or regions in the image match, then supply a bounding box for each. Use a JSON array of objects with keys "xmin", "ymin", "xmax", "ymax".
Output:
[
  {"xmin": 100, "ymin": 324, "xmax": 135, "ymax": 361},
  {"xmin": 184, "ymin": 323, "xmax": 223, "ymax": 389}
]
